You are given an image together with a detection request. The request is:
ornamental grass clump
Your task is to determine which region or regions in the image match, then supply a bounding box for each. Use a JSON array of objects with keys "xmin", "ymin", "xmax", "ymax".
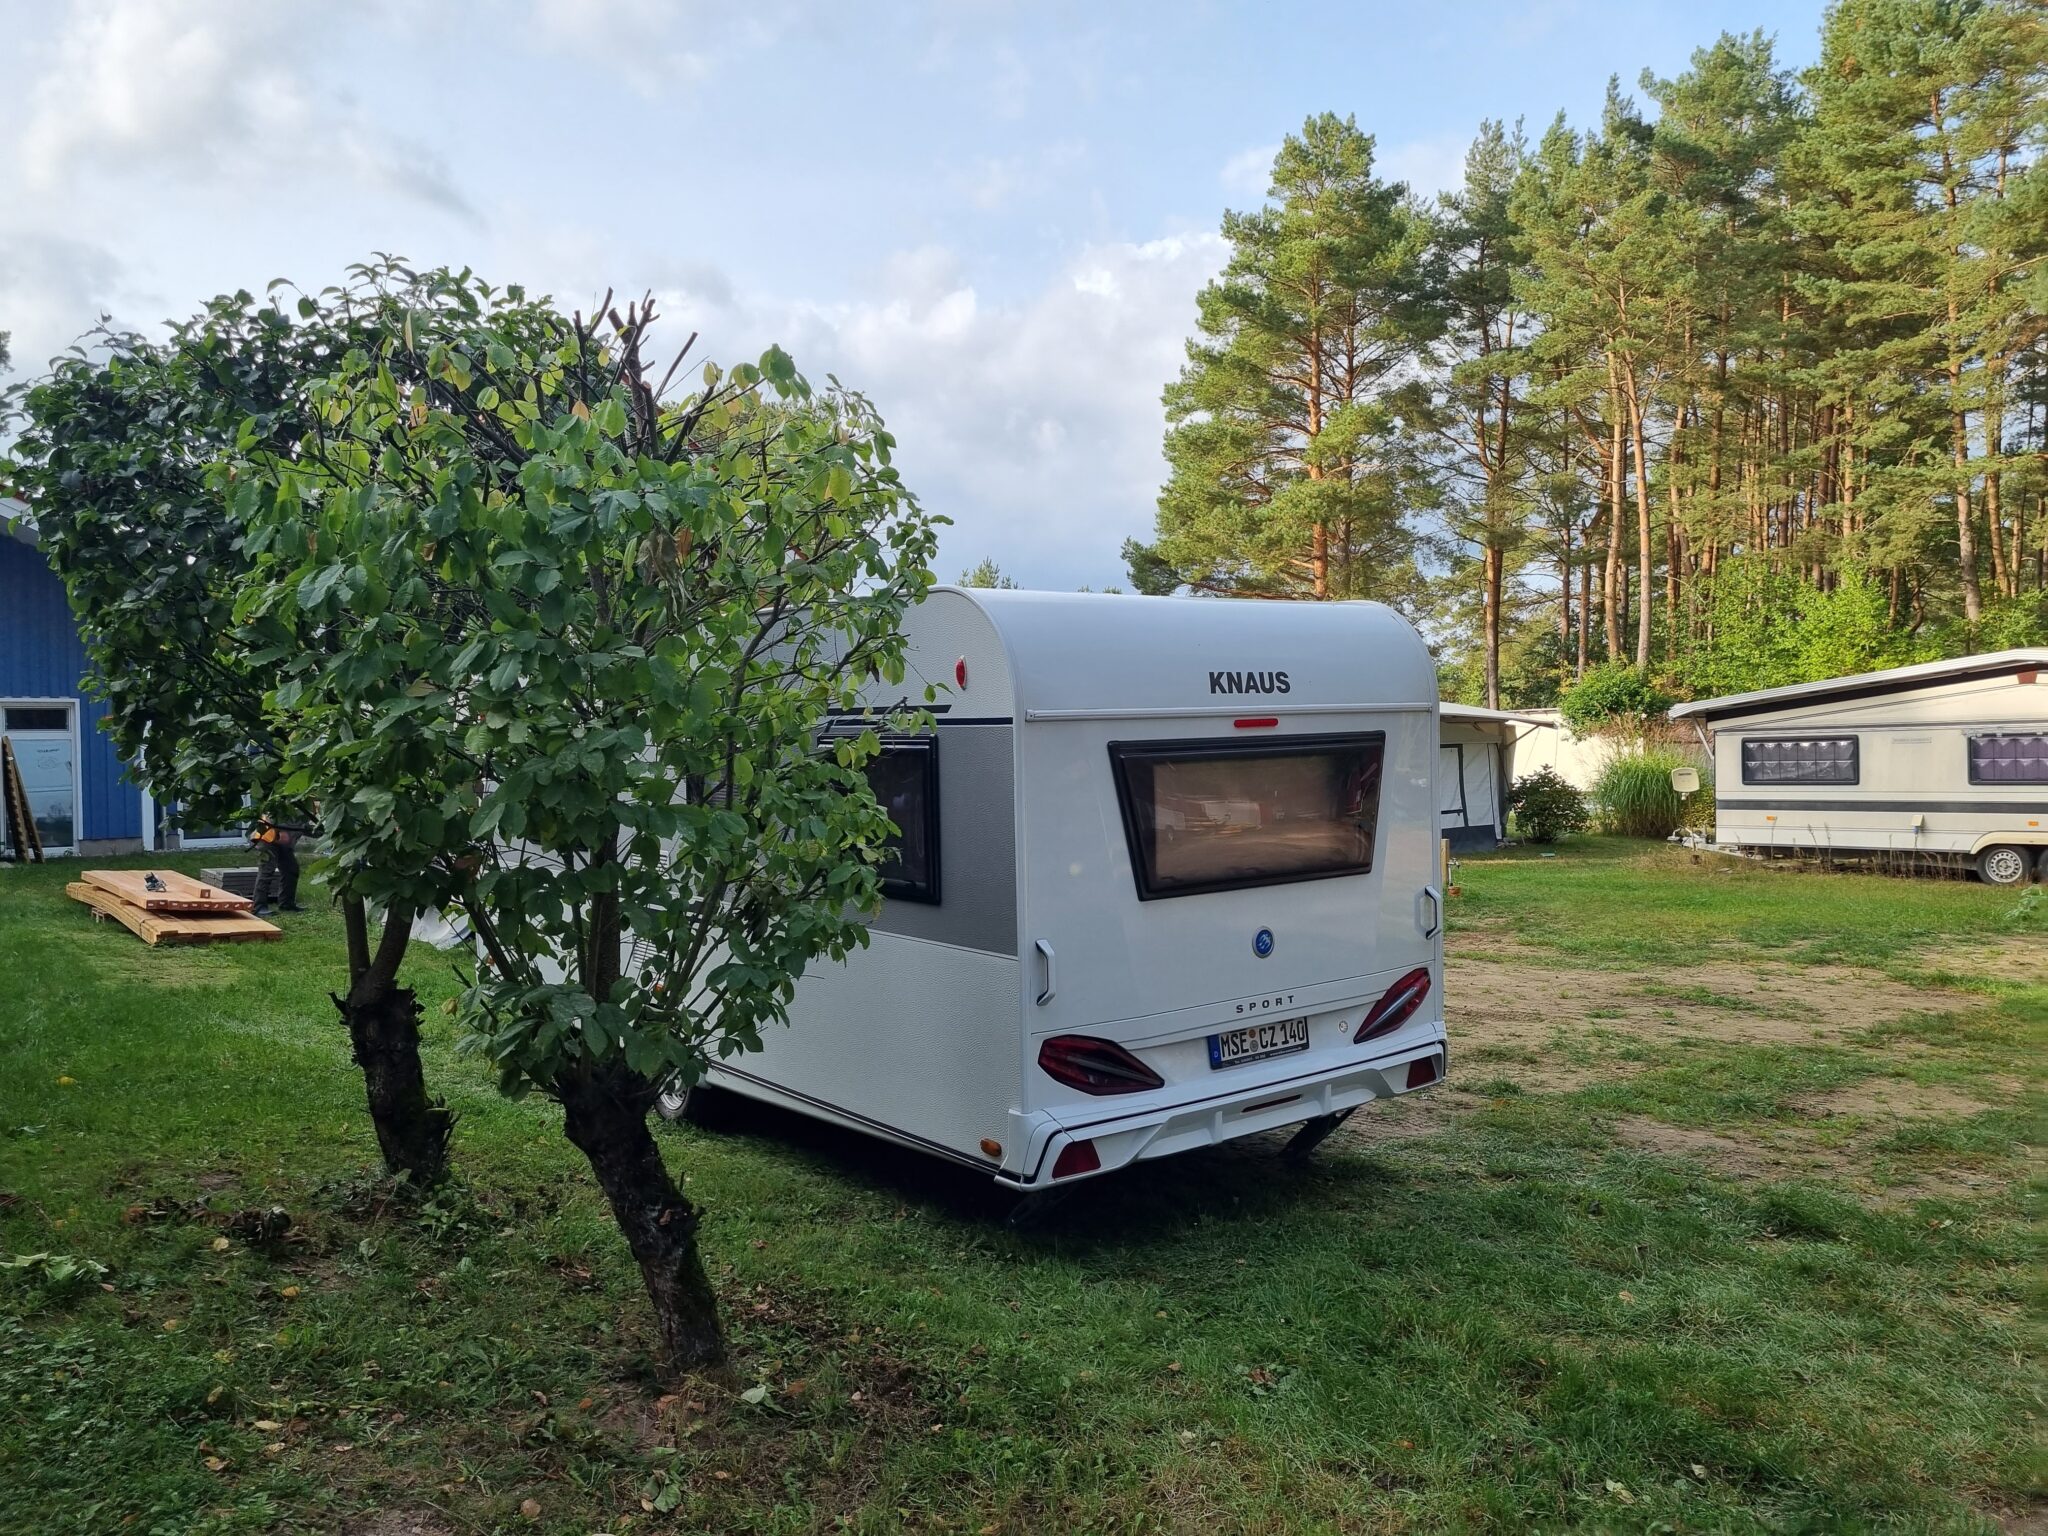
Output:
[{"xmin": 1593, "ymin": 748, "xmax": 1705, "ymax": 839}]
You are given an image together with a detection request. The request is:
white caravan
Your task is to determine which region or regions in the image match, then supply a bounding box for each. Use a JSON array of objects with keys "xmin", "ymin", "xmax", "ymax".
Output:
[
  {"xmin": 1670, "ymin": 649, "xmax": 2048, "ymax": 886},
  {"xmin": 676, "ymin": 589, "xmax": 1449, "ymax": 1203}
]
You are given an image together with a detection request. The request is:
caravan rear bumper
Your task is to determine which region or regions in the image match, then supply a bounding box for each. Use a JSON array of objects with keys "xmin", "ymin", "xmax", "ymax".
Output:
[{"xmin": 1002, "ymin": 1030, "xmax": 1448, "ymax": 1190}]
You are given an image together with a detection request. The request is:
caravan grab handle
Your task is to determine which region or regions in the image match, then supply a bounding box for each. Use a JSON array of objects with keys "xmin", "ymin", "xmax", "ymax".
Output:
[
  {"xmin": 1417, "ymin": 886, "xmax": 1442, "ymax": 940},
  {"xmin": 1034, "ymin": 939, "xmax": 1057, "ymax": 1006}
]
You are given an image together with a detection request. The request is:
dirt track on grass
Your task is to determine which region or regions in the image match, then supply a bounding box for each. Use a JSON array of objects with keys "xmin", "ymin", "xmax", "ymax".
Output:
[{"xmin": 1342, "ymin": 926, "xmax": 2040, "ymax": 1203}]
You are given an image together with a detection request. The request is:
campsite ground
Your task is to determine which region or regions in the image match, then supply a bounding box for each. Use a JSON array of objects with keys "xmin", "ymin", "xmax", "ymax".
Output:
[{"xmin": 0, "ymin": 840, "xmax": 2041, "ymax": 1534}]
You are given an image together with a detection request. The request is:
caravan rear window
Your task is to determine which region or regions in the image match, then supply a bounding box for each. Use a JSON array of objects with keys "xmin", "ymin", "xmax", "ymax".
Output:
[
  {"xmin": 1969, "ymin": 733, "xmax": 2048, "ymax": 784},
  {"xmin": 1741, "ymin": 736, "xmax": 1859, "ymax": 785},
  {"xmin": 1109, "ymin": 733, "xmax": 1385, "ymax": 901}
]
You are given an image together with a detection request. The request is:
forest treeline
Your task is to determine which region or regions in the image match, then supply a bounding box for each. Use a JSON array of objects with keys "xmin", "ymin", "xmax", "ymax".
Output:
[{"xmin": 1125, "ymin": 0, "xmax": 2047, "ymax": 707}]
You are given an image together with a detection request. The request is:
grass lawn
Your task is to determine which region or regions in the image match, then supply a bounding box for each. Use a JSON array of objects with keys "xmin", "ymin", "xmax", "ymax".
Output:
[{"xmin": 1, "ymin": 839, "xmax": 2042, "ymax": 1534}]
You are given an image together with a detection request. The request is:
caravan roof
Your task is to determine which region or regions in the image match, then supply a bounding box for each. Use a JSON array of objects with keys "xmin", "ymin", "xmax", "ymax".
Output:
[
  {"xmin": 902, "ymin": 588, "xmax": 1437, "ymax": 720},
  {"xmin": 1670, "ymin": 649, "xmax": 2048, "ymax": 725}
]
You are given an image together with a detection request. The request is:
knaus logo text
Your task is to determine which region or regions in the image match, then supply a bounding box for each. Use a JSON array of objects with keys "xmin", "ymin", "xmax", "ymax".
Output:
[{"xmin": 1208, "ymin": 669, "xmax": 1291, "ymax": 695}]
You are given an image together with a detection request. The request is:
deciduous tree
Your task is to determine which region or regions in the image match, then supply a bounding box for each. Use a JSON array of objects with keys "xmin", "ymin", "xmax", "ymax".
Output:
[
  {"xmin": 4, "ymin": 288, "xmax": 458, "ymax": 1186},
  {"xmin": 233, "ymin": 269, "xmax": 940, "ymax": 1374}
]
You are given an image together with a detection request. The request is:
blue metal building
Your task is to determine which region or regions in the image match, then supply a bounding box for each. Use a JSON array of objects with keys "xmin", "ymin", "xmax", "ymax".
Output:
[{"xmin": 2, "ymin": 502, "xmax": 145, "ymax": 855}]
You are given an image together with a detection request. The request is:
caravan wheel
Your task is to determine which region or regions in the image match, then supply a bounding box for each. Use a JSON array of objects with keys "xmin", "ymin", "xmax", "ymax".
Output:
[
  {"xmin": 655, "ymin": 1079, "xmax": 738, "ymax": 1128},
  {"xmin": 1975, "ymin": 845, "xmax": 2033, "ymax": 888}
]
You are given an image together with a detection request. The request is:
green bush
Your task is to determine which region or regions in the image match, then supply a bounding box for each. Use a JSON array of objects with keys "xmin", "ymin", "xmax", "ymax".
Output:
[
  {"xmin": 1558, "ymin": 662, "xmax": 1676, "ymax": 733},
  {"xmin": 1593, "ymin": 748, "xmax": 1705, "ymax": 839},
  {"xmin": 1507, "ymin": 767, "xmax": 1590, "ymax": 843}
]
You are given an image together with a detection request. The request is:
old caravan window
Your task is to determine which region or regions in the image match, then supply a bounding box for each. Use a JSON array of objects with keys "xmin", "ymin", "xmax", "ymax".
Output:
[
  {"xmin": 1109, "ymin": 733, "xmax": 1385, "ymax": 901},
  {"xmin": 1968, "ymin": 733, "xmax": 2048, "ymax": 784},
  {"xmin": 1741, "ymin": 736, "xmax": 1859, "ymax": 786},
  {"xmin": 864, "ymin": 739, "xmax": 940, "ymax": 904}
]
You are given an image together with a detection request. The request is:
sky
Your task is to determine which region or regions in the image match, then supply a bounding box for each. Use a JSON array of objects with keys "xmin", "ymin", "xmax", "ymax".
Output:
[{"xmin": 0, "ymin": 0, "xmax": 1825, "ymax": 591}]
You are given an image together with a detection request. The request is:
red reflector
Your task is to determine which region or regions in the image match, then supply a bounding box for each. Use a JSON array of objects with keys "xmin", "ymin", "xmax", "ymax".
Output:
[
  {"xmin": 955, "ymin": 656, "xmax": 968, "ymax": 688},
  {"xmin": 1356, "ymin": 967, "xmax": 1433, "ymax": 1043},
  {"xmin": 1406, "ymin": 1054, "xmax": 1441, "ymax": 1090},
  {"xmin": 1037, "ymin": 1035, "xmax": 1165, "ymax": 1096},
  {"xmin": 1052, "ymin": 1139, "xmax": 1101, "ymax": 1179},
  {"xmin": 1233, "ymin": 717, "xmax": 1279, "ymax": 729}
]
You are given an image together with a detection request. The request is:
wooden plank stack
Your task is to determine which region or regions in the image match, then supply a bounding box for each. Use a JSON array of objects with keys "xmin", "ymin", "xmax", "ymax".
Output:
[
  {"xmin": 1, "ymin": 737, "xmax": 44, "ymax": 864},
  {"xmin": 67, "ymin": 869, "xmax": 281, "ymax": 947}
]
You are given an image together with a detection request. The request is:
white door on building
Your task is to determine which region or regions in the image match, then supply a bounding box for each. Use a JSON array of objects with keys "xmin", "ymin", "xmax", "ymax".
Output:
[{"xmin": 3, "ymin": 703, "xmax": 79, "ymax": 854}]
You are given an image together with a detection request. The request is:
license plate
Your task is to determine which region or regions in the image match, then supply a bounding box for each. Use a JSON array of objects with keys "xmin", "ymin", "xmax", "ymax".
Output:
[{"xmin": 1208, "ymin": 1016, "xmax": 1310, "ymax": 1069}]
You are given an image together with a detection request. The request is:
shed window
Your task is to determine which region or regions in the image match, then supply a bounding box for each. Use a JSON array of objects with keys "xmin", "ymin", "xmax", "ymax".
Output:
[
  {"xmin": 1109, "ymin": 732, "xmax": 1385, "ymax": 901},
  {"xmin": 1968, "ymin": 733, "xmax": 2048, "ymax": 785},
  {"xmin": 863, "ymin": 739, "xmax": 940, "ymax": 904},
  {"xmin": 4, "ymin": 706, "xmax": 69, "ymax": 732},
  {"xmin": 1740, "ymin": 736, "xmax": 1859, "ymax": 786}
]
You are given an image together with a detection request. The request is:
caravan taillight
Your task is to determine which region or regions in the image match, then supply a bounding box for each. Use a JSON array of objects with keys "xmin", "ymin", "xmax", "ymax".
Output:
[
  {"xmin": 1354, "ymin": 967, "xmax": 1433, "ymax": 1044},
  {"xmin": 1037, "ymin": 1035, "xmax": 1165, "ymax": 1096},
  {"xmin": 1052, "ymin": 1139, "xmax": 1101, "ymax": 1179}
]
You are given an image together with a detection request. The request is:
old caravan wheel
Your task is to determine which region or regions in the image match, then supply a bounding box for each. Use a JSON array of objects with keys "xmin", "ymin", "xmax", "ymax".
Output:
[{"xmin": 1975, "ymin": 845, "xmax": 2033, "ymax": 888}]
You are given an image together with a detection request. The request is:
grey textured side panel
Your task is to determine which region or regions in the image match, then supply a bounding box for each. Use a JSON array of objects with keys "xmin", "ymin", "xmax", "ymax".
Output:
[
  {"xmin": 1718, "ymin": 797, "xmax": 2047, "ymax": 814},
  {"xmin": 870, "ymin": 724, "xmax": 1017, "ymax": 955}
]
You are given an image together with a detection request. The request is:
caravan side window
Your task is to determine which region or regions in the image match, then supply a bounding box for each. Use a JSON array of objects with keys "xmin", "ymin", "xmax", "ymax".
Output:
[
  {"xmin": 863, "ymin": 739, "xmax": 941, "ymax": 904},
  {"xmin": 1109, "ymin": 733, "xmax": 1385, "ymax": 901},
  {"xmin": 1968, "ymin": 733, "xmax": 2048, "ymax": 785},
  {"xmin": 1741, "ymin": 736, "xmax": 1859, "ymax": 785}
]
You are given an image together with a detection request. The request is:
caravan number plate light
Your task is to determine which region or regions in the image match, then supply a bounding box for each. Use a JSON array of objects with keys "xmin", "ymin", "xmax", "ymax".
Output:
[{"xmin": 1208, "ymin": 1016, "xmax": 1309, "ymax": 1070}]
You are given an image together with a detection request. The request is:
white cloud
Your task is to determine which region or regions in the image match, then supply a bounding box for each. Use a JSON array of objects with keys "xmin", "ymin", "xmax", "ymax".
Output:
[
  {"xmin": 952, "ymin": 140, "xmax": 1088, "ymax": 213},
  {"xmin": 1219, "ymin": 144, "xmax": 1279, "ymax": 201},
  {"xmin": 1223, "ymin": 135, "xmax": 1466, "ymax": 208},
  {"xmin": 1380, "ymin": 134, "xmax": 1471, "ymax": 200},
  {"xmin": 0, "ymin": 232, "xmax": 129, "ymax": 379},
  {"xmin": 655, "ymin": 231, "xmax": 1229, "ymax": 589},
  {"xmin": 15, "ymin": 0, "xmax": 474, "ymax": 219}
]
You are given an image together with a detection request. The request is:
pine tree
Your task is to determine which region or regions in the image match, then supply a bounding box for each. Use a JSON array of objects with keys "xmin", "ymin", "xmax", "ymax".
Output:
[
  {"xmin": 1799, "ymin": 0, "xmax": 2046, "ymax": 626},
  {"xmin": 957, "ymin": 557, "xmax": 1018, "ymax": 589},
  {"xmin": 1428, "ymin": 120, "xmax": 1537, "ymax": 707},
  {"xmin": 1126, "ymin": 114, "xmax": 1438, "ymax": 601}
]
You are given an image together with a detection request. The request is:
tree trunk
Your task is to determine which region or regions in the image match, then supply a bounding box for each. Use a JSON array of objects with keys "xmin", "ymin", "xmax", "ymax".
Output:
[
  {"xmin": 1622, "ymin": 374, "xmax": 1654, "ymax": 671},
  {"xmin": 1953, "ymin": 399, "xmax": 1984, "ymax": 625},
  {"xmin": 1576, "ymin": 541, "xmax": 1591, "ymax": 678},
  {"xmin": 1983, "ymin": 365, "xmax": 2011, "ymax": 599},
  {"xmin": 1557, "ymin": 520, "xmax": 1572, "ymax": 651},
  {"xmin": 1603, "ymin": 366, "xmax": 1625, "ymax": 660},
  {"xmin": 557, "ymin": 1062, "xmax": 725, "ymax": 1377},
  {"xmin": 1482, "ymin": 543, "xmax": 1502, "ymax": 710},
  {"xmin": 336, "ymin": 897, "xmax": 453, "ymax": 1187}
]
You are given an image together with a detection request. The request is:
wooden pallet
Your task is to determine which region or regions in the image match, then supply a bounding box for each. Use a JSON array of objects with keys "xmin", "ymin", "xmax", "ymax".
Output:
[
  {"xmin": 200, "ymin": 866, "xmax": 263, "ymax": 900},
  {"xmin": 67, "ymin": 882, "xmax": 281, "ymax": 946},
  {"xmin": 82, "ymin": 868, "xmax": 253, "ymax": 914}
]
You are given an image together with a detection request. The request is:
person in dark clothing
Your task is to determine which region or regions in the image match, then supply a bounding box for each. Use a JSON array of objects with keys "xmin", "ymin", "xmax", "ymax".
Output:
[{"xmin": 250, "ymin": 814, "xmax": 304, "ymax": 916}]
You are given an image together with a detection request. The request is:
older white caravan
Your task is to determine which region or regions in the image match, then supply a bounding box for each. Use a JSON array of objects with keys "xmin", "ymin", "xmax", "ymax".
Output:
[
  {"xmin": 671, "ymin": 589, "xmax": 1449, "ymax": 1200},
  {"xmin": 1670, "ymin": 650, "xmax": 2048, "ymax": 885}
]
